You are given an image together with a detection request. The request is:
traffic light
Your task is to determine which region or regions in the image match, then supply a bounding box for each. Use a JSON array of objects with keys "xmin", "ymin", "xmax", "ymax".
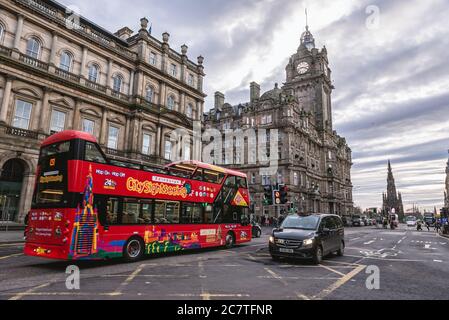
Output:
[
  {"xmin": 263, "ymin": 186, "xmax": 273, "ymax": 206},
  {"xmin": 279, "ymin": 185, "xmax": 288, "ymax": 204},
  {"xmin": 273, "ymin": 189, "xmax": 281, "ymax": 205}
]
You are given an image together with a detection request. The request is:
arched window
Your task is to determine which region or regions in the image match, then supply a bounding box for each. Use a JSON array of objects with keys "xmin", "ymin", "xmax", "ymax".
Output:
[
  {"xmin": 167, "ymin": 95, "xmax": 175, "ymax": 110},
  {"xmin": 59, "ymin": 51, "xmax": 72, "ymax": 72},
  {"xmin": 26, "ymin": 37, "xmax": 41, "ymax": 59},
  {"xmin": 146, "ymin": 86, "xmax": 154, "ymax": 103},
  {"xmin": 88, "ymin": 63, "xmax": 99, "ymax": 83},
  {"xmin": 112, "ymin": 74, "xmax": 123, "ymax": 92},
  {"xmin": 186, "ymin": 103, "xmax": 193, "ymax": 119},
  {"xmin": 0, "ymin": 24, "xmax": 5, "ymax": 44}
]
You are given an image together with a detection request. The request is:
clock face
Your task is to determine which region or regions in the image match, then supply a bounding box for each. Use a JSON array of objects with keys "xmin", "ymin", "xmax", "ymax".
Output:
[{"xmin": 297, "ymin": 62, "xmax": 309, "ymax": 75}]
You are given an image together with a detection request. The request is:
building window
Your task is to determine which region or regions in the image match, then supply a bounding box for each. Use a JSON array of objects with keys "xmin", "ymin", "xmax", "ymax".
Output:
[
  {"xmin": 294, "ymin": 172, "xmax": 299, "ymax": 186},
  {"xmin": 82, "ymin": 119, "xmax": 95, "ymax": 135},
  {"xmin": 267, "ymin": 114, "xmax": 272, "ymax": 124},
  {"xmin": 167, "ymin": 95, "xmax": 175, "ymax": 110},
  {"xmin": 186, "ymin": 104, "xmax": 193, "ymax": 118},
  {"xmin": 184, "ymin": 143, "xmax": 191, "ymax": 161},
  {"xmin": 142, "ymin": 133, "xmax": 152, "ymax": 155},
  {"xmin": 149, "ymin": 52, "xmax": 157, "ymax": 65},
  {"xmin": 262, "ymin": 175, "xmax": 271, "ymax": 186},
  {"xmin": 88, "ymin": 64, "xmax": 99, "ymax": 83},
  {"xmin": 164, "ymin": 140, "xmax": 172, "ymax": 160},
  {"xmin": 170, "ymin": 64, "xmax": 177, "ymax": 77},
  {"xmin": 50, "ymin": 110, "xmax": 66, "ymax": 133},
  {"xmin": 250, "ymin": 173, "xmax": 256, "ymax": 184},
  {"xmin": 146, "ymin": 86, "xmax": 154, "ymax": 103},
  {"xmin": 0, "ymin": 24, "xmax": 4, "ymax": 44},
  {"xmin": 107, "ymin": 126, "xmax": 119, "ymax": 150},
  {"xmin": 59, "ymin": 51, "xmax": 72, "ymax": 72},
  {"xmin": 12, "ymin": 100, "xmax": 32, "ymax": 129},
  {"xmin": 26, "ymin": 37, "xmax": 41, "ymax": 59},
  {"xmin": 187, "ymin": 74, "xmax": 194, "ymax": 86},
  {"xmin": 112, "ymin": 74, "xmax": 123, "ymax": 93}
]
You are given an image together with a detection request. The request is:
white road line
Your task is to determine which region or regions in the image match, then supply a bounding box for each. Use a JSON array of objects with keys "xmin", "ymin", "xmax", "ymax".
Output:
[
  {"xmin": 264, "ymin": 268, "xmax": 288, "ymax": 286},
  {"xmin": 349, "ymin": 237, "xmax": 360, "ymax": 241},
  {"xmin": 434, "ymin": 260, "xmax": 443, "ymax": 263},
  {"xmin": 0, "ymin": 253, "xmax": 23, "ymax": 260},
  {"xmin": 319, "ymin": 264, "xmax": 346, "ymax": 277},
  {"xmin": 363, "ymin": 240, "xmax": 376, "ymax": 245},
  {"xmin": 425, "ymin": 244, "xmax": 431, "ymax": 249},
  {"xmin": 9, "ymin": 282, "xmax": 51, "ymax": 300}
]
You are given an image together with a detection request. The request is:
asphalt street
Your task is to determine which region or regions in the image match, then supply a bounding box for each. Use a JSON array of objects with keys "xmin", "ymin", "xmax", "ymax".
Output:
[{"xmin": 0, "ymin": 225, "xmax": 447, "ymax": 300}]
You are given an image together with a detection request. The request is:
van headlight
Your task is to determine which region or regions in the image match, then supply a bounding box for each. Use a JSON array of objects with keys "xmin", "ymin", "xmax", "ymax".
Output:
[
  {"xmin": 303, "ymin": 238, "xmax": 314, "ymax": 246},
  {"xmin": 269, "ymin": 236, "xmax": 274, "ymax": 243}
]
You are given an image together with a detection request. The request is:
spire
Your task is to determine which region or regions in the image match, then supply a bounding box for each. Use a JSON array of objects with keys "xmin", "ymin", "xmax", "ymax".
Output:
[{"xmin": 300, "ymin": 8, "xmax": 315, "ymax": 50}]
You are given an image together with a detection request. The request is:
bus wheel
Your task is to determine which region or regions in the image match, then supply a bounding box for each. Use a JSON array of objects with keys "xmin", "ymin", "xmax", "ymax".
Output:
[
  {"xmin": 123, "ymin": 237, "xmax": 144, "ymax": 262},
  {"xmin": 225, "ymin": 232, "xmax": 235, "ymax": 249}
]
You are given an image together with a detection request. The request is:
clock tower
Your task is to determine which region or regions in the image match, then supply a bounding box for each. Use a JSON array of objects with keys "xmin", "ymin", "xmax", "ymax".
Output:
[{"xmin": 283, "ymin": 22, "xmax": 334, "ymax": 131}]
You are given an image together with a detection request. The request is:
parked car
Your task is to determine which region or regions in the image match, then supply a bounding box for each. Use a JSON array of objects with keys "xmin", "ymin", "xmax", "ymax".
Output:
[
  {"xmin": 269, "ymin": 214, "xmax": 345, "ymax": 264},
  {"xmin": 251, "ymin": 222, "xmax": 262, "ymax": 238},
  {"xmin": 352, "ymin": 215, "xmax": 362, "ymax": 227}
]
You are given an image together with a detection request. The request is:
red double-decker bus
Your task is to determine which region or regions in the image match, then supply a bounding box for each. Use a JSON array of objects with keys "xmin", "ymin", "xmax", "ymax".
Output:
[{"xmin": 24, "ymin": 131, "xmax": 252, "ymax": 261}]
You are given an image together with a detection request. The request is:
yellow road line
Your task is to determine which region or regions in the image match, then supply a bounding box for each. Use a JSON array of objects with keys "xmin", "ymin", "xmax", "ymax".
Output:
[
  {"xmin": 112, "ymin": 264, "xmax": 145, "ymax": 295},
  {"xmin": 296, "ymin": 292, "xmax": 311, "ymax": 300},
  {"xmin": 0, "ymin": 253, "xmax": 23, "ymax": 260},
  {"xmin": 318, "ymin": 264, "xmax": 347, "ymax": 277},
  {"xmin": 313, "ymin": 265, "xmax": 366, "ymax": 300},
  {"xmin": 264, "ymin": 268, "xmax": 288, "ymax": 286},
  {"xmin": 9, "ymin": 282, "xmax": 50, "ymax": 300}
]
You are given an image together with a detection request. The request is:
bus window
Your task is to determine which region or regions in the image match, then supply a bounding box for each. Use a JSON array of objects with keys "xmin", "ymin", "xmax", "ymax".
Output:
[
  {"xmin": 181, "ymin": 203, "xmax": 202, "ymax": 224},
  {"xmin": 155, "ymin": 201, "xmax": 180, "ymax": 224},
  {"xmin": 203, "ymin": 205, "xmax": 213, "ymax": 223},
  {"xmin": 192, "ymin": 168, "xmax": 203, "ymax": 181},
  {"xmin": 85, "ymin": 142, "xmax": 107, "ymax": 164},
  {"xmin": 122, "ymin": 199, "xmax": 140, "ymax": 224},
  {"xmin": 40, "ymin": 141, "xmax": 71, "ymax": 159},
  {"xmin": 203, "ymin": 169, "xmax": 225, "ymax": 184},
  {"xmin": 140, "ymin": 201, "xmax": 153, "ymax": 224},
  {"xmin": 106, "ymin": 198, "xmax": 120, "ymax": 225},
  {"xmin": 236, "ymin": 176, "xmax": 247, "ymax": 188}
]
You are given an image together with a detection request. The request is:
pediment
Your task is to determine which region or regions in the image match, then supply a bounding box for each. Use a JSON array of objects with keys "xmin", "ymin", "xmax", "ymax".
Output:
[
  {"xmin": 12, "ymin": 87, "xmax": 41, "ymax": 99},
  {"xmin": 80, "ymin": 107, "xmax": 101, "ymax": 118},
  {"xmin": 49, "ymin": 97, "xmax": 73, "ymax": 108}
]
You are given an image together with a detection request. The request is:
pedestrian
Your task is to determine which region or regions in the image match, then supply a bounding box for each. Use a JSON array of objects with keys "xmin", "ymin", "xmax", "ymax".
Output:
[
  {"xmin": 435, "ymin": 220, "xmax": 441, "ymax": 233},
  {"xmin": 426, "ymin": 222, "xmax": 430, "ymax": 232}
]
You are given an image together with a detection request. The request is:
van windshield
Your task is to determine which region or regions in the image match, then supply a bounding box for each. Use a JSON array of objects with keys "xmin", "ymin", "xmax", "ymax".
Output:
[{"xmin": 281, "ymin": 215, "xmax": 319, "ymax": 230}]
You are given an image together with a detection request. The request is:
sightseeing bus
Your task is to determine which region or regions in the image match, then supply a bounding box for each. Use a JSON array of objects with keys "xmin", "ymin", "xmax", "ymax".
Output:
[{"xmin": 24, "ymin": 131, "xmax": 252, "ymax": 261}]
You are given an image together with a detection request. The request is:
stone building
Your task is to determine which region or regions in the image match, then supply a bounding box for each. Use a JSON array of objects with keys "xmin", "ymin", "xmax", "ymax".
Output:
[
  {"xmin": 203, "ymin": 25, "xmax": 353, "ymax": 219},
  {"xmin": 444, "ymin": 152, "xmax": 449, "ymax": 209},
  {"xmin": 382, "ymin": 161, "xmax": 405, "ymax": 220},
  {"xmin": 0, "ymin": 0, "xmax": 205, "ymax": 223}
]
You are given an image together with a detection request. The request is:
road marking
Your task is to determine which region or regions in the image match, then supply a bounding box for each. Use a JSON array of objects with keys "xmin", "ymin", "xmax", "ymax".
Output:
[
  {"xmin": 433, "ymin": 260, "xmax": 443, "ymax": 263},
  {"xmin": 363, "ymin": 240, "xmax": 376, "ymax": 245},
  {"xmin": 113, "ymin": 264, "xmax": 145, "ymax": 295},
  {"xmin": 349, "ymin": 237, "xmax": 360, "ymax": 241},
  {"xmin": 264, "ymin": 268, "xmax": 288, "ymax": 286},
  {"xmin": 0, "ymin": 243, "xmax": 24, "ymax": 247},
  {"xmin": 313, "ymin": 265, "xmax": 366, "ymax": 300},
  {"xmin": 296, "ymin": 292, "xmax": 311, "ymax": 300},
  {"xmin": 168, "ymin": 293, "xmax": 250, "ymax": 298},
  {"xmin": 345, "ymin": 254, "xmax": 426, "ymax": 262},
  {"xmin": 319, "ymin": 264, "xmax": 346, "ymax": 277},
  {"xmin": 425, "ymin": 245, "xmax": 431, "ymax": 249},
  {"xmin": 102, "ymin": 274, "xmax": 190, "ymax": 279},
  {"xmin": 9, "ymin": 282, "xmax": 50, "ymax": 300},
  {"xmin": 0, "ymin": 253, "xmax": 23, "ymax": 260}
]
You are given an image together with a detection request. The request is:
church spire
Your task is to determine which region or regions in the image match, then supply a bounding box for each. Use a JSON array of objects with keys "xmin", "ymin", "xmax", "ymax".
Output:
[{"xmin": 300, "ymin": 8, "xmax": 315, "ymax": 50}]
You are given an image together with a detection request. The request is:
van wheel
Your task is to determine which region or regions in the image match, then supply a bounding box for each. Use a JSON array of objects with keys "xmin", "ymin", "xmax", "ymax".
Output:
[
  {"xmin": 256, "ymin": 229, "xmax": 261, "ymax": 238},
  {"xmin": 312, "ymin": 246, "xmax": 323, "ymax": 265},
  {"xmin": 337, "ymin": 241, "xmax": 345, "ymax": 257},
  {"xmin": 225, "ymin": 232, "xmax": 235, "ymax": 249},
  {"xmin": 123, "ymin": 237, "xmax": 144, "ymax": 262}
]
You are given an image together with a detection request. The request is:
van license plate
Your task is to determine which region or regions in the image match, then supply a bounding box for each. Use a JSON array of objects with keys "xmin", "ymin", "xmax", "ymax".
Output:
[{"xmin": 279, "ymin": 248, "xmax": 294, "ymax": 253}]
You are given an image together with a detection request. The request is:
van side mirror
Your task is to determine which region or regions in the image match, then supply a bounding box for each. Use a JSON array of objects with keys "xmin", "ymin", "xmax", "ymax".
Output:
[{"xmin": 322, "ymin": 228, "xmax": 330, "ymax": 233}]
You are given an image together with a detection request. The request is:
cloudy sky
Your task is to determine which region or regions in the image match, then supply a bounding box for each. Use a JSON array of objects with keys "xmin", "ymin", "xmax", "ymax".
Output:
[{"xmin": 60, "ymin": 0, "xmax": 449, "ymax": 211}]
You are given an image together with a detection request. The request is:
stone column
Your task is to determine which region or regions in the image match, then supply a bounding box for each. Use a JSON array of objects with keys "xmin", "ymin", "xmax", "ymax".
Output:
[
  {"xmin": 129, "ymin": 70, "xmax": 135, "ymax": 96},
  {"xmin": 0, "ymin": 77, "xmax": 13, "ymax": 124},
  {"xmin": 100, "ymin": 108, "xmax": 108, "ymax": 146},
  {"xmin": 49, "ymin": 32, "xmax": 58, "ymax": 66},
  {"xmin": 13, "ymin": 14, "xmax": 24, "ymax": 51},
  {"xmin": 124, "ymin": 116, "xmax": 131, "ymax": 152},
  {"xmin": 106, "ymin": 59, "xmax": 113, "ymax": 88},
  {"xmin": 72, "ymin": 99, "xmax": 82, "ymax": 130},
  {"xmin": 80, "ymin": 47, "xmax": 88, "ymax": 77},
  {"xmin": 159, "ymin": 82, "xmax": 166, "ymax": 106},
  {"xmin": 180, "ymin": 92, "xmax": 185, "ymax": 114},
  {"xmin": 156, "ymin": 126, "xmax": 162, "ymax": 157},
  {"xmin": 38, "ymin": 88, "xmax": 51, "ymax": 133}
]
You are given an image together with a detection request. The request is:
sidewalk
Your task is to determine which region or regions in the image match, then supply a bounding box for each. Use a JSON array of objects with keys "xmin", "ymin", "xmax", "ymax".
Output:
[{"xmin": 0, "ymin": 230, "xmax": 25, "ymax": 244}]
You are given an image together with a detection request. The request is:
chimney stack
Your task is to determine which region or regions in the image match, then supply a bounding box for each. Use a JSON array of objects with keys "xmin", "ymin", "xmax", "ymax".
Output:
[
  {"xmin": 250, "ymin": 82, "xmax": 260, "ymax": 103},
  {"xmin": 214, "ymin": 92, "xmax": 225, "ymax": 110}
]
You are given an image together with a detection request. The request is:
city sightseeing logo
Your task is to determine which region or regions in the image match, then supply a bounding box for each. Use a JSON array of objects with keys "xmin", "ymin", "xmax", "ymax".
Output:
[{"xmin": 126, "ymin": 177, "xmax": 188, "ymax": 198}]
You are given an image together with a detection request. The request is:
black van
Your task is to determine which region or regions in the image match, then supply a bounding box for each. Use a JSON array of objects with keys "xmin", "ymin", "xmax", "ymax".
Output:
[{"xmin": 269, "ymin": 214, "xmax": 345, "ymax": 264}]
